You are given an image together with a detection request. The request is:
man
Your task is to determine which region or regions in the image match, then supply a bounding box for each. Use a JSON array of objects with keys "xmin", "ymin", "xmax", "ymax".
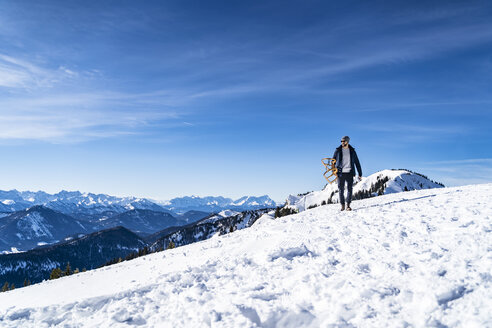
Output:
[{"xmin": 333, "ymin": 136, "xmax": 362, "ymax": 211}]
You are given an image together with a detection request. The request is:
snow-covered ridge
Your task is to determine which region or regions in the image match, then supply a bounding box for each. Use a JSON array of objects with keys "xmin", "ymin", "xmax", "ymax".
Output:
[
  {"xmin": 0, "ymin": 183, "xmax": 490, "ymax": 327},
  {"xmin": 155, "ymin": 195, "xmax": 278, "ymax": 213},
  {"xmin": 287, "ymin": 169, "xmax": 444, "ymax": 212}
]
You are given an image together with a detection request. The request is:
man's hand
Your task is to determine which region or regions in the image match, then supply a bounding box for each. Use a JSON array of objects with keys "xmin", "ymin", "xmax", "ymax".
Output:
[{"xmin": 358, "ymin": 176, "xmax": 362, "ymax": 181}]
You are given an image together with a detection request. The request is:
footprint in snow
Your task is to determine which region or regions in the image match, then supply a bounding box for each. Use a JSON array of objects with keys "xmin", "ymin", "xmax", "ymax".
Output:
[
  {"xmin": 268, "ymin": 245, "xmax": 313, "ymax": 261},
  {"xmin": 357, "ymin": 264, "xmax": 371, "ymax": 274},
  {"xmin": 237, "ymin": 305, "xmax": 261, "ymax": 326},
  {"xmin": 437, "ymin": 286, "xmax": 470, "ymax": 307}
]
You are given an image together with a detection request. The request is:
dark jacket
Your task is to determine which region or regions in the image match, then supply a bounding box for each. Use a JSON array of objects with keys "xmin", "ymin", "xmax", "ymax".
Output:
[{"xmin": 333, "ymin": 145, "xmax": 362, "ymax": 177}]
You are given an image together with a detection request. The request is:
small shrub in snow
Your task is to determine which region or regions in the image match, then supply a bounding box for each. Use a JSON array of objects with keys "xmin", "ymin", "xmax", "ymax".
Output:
[
  {"xmin": 64, "ymin": 262, "xmax": 72, "ymax": 277},
  {"xmin": 49, "ymin": 268, "xmax": 62, "ymax": 280},
  {"xmin": 275, "ymin": 207, "xmax": 298, "ymax": 218}
]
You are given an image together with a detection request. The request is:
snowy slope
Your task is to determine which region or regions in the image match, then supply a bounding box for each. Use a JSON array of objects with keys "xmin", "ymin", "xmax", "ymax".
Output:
[
  {"xmin": 0, "ymin": 184, "xmax": 491, "ymax": 327},
  {"xmin": 287, "ymin": 169, "xmax": 444, "ymax": 212}
]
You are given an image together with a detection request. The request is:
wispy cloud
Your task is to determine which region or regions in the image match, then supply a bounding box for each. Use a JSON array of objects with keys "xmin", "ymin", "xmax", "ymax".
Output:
[
  {"xmin": 424, "ymin": 158, "xmax": 492, "ymax": 165},
  {"xmin": 352, "ymin": 100, "xmax": 492, "ymax": 113},
  {"xmin": 0, "ymin": 54, "xmax": 74, "ymax": 89},
  {"xmin": 0, "ymin": 91, "xmax": 182, "ymax": 143},
  {"xmin": 418, "ymin": 158, "xmax": 492, "ymax": 186},
  {"xmin": 285, "ymin": 22, "xmax": 492, "ymax": 85},
  {"xmin": 356, "ymin": 123, "xmax": 470, "ymax": 135},
  {"xmin": 150, "ymin": 13, "xmax": 492, "ymax": 101}
]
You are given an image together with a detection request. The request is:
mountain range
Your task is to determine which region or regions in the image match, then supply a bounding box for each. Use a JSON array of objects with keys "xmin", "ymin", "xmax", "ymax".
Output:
[
  {"xmin": 0, "ymin": 206, "xmax": 201, "ymax": 253},
  {"xmin": 155, "ymin": 195, "xmax": 277, "ymax": 213},
  {"xmin": 0, "ymin": 190, "xmax": 277, "ymax": 220}
]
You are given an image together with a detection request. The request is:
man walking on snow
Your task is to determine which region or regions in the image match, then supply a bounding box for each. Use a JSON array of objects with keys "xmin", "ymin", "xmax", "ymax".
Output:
[{"xmin": 333, "ymin": 136, "xmax": 362, "ymax": 211}]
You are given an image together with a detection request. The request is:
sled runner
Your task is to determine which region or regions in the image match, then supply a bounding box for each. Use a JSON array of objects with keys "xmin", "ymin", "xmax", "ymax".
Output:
[{"xmin": 321, "ymin": 158, "xmax": 338, "ymax": 184}]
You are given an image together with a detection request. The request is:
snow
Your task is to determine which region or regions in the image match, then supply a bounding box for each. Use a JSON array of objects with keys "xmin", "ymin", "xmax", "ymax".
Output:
[
  {"xmin": 218, "ymin": 209, "xmax": 240, "ymax": 217},
  {"xmin": 0, "ymin": 247, "xmax": 24, "ymax": 255},
  {"xmin": 1, "ymin": 200, "xmax": 14, "ymax": 205},
  {"xmin": 200, "ymin": 210, "xmax": 241, "ymax": 224},
  {"xmin": 15, "ymin": 212, "xmax": 53, "ymax": 239},
  {"xmin": 0, "ymin": 184, "xmax": 491, "ymax": 327}
]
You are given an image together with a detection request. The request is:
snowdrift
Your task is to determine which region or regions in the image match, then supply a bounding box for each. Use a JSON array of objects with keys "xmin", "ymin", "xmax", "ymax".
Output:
[{"xmin": 0, "ymin": 183, "xmax": 490, "ymax": 327}]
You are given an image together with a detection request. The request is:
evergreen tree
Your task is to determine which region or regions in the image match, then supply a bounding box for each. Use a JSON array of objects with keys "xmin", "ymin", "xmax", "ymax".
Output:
[
  {"xmin": 73, "ymin": 268, "xmax": 80, "ymax": 274},
  {"xmin": 50, "ymin": 267, "xmax": 63, "ymax": 280},
  {"xmin": 1, "ymin": 282, "xmax": 9, "ymax": 292},
  {"xmin": 275, "ymin": 207, "xmax": 281, "ymax": 218},
  {"xmin": 10, "ymin": 284, "xmax": 15, "ymax": 291},
  {"xmin": 167, "ymin": 241, "xmax": 176, "ymax": 249},
  {"xmin": 24, "ymin": 279, "xmax": 28, "ymax": 287},
  {"xmin": 64, "ymin": 262, "xmax": 72, "ymax": 276}
]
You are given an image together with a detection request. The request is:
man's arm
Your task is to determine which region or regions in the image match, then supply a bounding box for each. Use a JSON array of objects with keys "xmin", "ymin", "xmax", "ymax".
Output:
[
  {"xmin": 333, "ymin": 148, "xmax": 341, "ymax": 171},
  {"xmin": 354, "ymin": 150, "xmax": 362, "ymax": 178}
]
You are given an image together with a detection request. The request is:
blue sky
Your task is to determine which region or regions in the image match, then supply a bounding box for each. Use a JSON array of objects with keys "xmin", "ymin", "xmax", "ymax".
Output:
[{"xmin": 0, "ymin": 0, "xmax": 491, "ymax": 202}]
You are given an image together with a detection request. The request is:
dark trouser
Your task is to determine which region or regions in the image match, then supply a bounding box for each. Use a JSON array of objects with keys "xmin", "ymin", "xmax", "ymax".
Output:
[{"xmin": 338, "ymin": 173, "xmax": 354, "ymax": 205}]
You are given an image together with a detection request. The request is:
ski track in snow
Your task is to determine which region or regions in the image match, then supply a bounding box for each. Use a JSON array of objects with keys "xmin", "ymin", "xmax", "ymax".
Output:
[{"xmin": 0, "ymin": 184, "xmax": 491, "ymax": 327}]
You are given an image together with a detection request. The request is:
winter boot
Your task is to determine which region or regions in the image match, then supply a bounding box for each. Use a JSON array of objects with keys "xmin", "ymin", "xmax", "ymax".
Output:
[
  {"xmin": 346, "ymin": 204, "xmax": 352, "ymax": 211},
  {"xmin": 341, "ymin": 203, "xmax": 345, "ymax": 211}
]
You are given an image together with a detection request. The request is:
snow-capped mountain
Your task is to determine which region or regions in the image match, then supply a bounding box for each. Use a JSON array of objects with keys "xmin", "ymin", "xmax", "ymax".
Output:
[
  {"xmin": 44, "ymin": 191, "xmax": 168, "ymax": 221},
  {"xmin": 0, "ymin": 189, "xmax": 277, "ymax": 219},
  {"xmin": 158, "ymin": 195, "xmax": 277, "ymax": 213},
  {"xmin": 231, "ymin": 195, "xmax": 277, "ymax": 207},
  {"xmin": 0, "ymin": 190, "xmax": 169, "ymax": 221},
  {"xmin": 0, "ymin": 190, "xmax": 40, "ymax": 213},
  {"xmin": 0, "ymin": 226, "xmax": 146, "ymax": 288},
  {"xmin": 0, "ymin": 206, "xmax": 91, "ymax": 252},
  {"xmin": 286, "ymin": 169, "xmax": 445, "ymax": 212},
  {"xmin": 0, "ymin": 183, "xmax": 489, "ymax": 327}
]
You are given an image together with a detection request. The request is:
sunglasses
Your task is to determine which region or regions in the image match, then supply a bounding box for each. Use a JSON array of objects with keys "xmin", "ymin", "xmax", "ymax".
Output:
[{"xmin": 341, "ymin": 140, "xmax": 348, "ymax": 143}]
